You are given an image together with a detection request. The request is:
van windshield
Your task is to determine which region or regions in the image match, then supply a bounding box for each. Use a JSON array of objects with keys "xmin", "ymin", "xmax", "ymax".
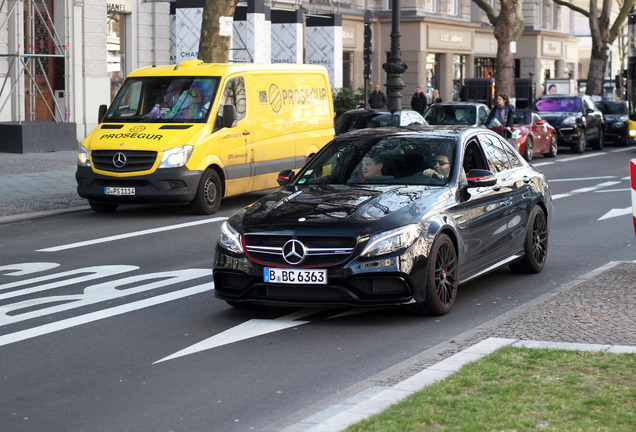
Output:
[{"xmin": 104, "ymin": 76, "xmax": 220, "ymax": 123}]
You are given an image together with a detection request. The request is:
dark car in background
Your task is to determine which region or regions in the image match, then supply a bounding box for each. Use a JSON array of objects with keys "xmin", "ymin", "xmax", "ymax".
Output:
[
  {"xmin": 596, "ymin": 100, "xmax": 631, "ymax": 146},
  {"xmin": 532, "ymin": 94, "xmax": 604, "ymax": 153},
  {"xmin": 423, "ymin": 102, "xmax": 490, "ymax": 127},
  {"xmin": 213, "ymin": 127, "xmax": 552, "ymax": 316},
  {"xmin": 335, "ymin": 109, "xmax": 427, "ymax": 135},
  {"xmin": 511, "ymin": 109, "xmax": 558, "ymax": 161}
]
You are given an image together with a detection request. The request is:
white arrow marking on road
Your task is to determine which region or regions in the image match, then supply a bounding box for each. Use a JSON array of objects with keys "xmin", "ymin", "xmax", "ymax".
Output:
[
  {"xmin": 598, "ymin": 207, "xmax": 633, "ymax": 221},
  {"xmin": 36, "ymin": 217, "xmax": 227, "ymax": 252},
  {"xmin": 154, "ymin": 309, "xmax": 318, "ymax": 364}
]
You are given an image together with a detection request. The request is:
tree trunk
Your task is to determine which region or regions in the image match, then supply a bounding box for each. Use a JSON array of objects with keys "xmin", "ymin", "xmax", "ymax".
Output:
[
  {"xmin": 198, "ymin": 0, "xmax": 238, "ymax": 63},
  {"xmin": 493, "ymin": 1, "xmax": 517, "ymax": 98}
]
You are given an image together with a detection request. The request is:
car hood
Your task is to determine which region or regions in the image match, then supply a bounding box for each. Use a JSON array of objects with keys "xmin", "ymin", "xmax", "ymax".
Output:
[
  {"xmin": 233, "ymin": 184, "xmax": 446, "ymax": 233},
  {"xmin": 535, "ymin": 111, "xmax": 579, "ymax": 126},
  {"xmin": 603, "ymin": 114, "xmax": 627, "ymax": 123}
]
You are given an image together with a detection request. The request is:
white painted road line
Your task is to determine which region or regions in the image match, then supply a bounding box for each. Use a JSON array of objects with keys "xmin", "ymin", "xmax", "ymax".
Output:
[{"xmin": 36, "ymin": 217, "xmax": 227, "ymax": 252}]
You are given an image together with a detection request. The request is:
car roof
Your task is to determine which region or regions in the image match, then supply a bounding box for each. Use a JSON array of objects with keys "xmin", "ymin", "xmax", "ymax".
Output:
[
  {"xmin": 429, "ymin": 102, "xmax": 487, "ymax": 107},
  {"xmin": 335, "ymin": 124, "xmax": 485, "ymax": 140}
]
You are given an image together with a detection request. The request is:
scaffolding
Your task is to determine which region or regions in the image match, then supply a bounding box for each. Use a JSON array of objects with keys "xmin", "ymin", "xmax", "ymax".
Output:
[{"xmin": 0, "ymin": 0, "xmax": 69, "ymax": 123}]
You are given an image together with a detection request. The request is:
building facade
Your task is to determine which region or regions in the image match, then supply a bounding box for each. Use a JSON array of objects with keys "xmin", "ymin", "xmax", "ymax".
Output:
[{"xmin": 0, "ymin": 0, "xmax": 580, "ymax": 149}]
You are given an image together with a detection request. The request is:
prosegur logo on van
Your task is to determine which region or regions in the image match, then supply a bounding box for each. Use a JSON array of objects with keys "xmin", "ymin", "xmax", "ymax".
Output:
[
  {"xmin": 265, "ymin": 84, "xmax": 329, "ymax": 113},
  {"xmin": 100, "ymin": 126, "xmax": 163, "ymax": 141}
]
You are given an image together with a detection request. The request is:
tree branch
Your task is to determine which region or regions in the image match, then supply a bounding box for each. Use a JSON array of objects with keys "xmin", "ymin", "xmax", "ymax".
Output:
[
  {"xmin": 552, "ymin": 0, "xmax": 590, "ymax": 17},
  {"xmin": 471, "ymin": 0, "xmax": 498, "ymax": 25}
]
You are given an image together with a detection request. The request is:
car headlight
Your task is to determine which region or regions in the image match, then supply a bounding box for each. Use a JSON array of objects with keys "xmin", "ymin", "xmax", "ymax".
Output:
[
  {"xmin": 158, "ymin": 145, "xmax": 193, "ymax": 169},
  {"xmin": 361, "ymin": 224, "xmax": 420, "ymax": 258},
  {"xmin": 561, "ymin": 116, "xmax": 577, "ymax": 126},
  {"xmin": 78, "ymin": 145, "xmax": 90, "ymax": 167},
  {"xmin": 218, "ymin": 221, "xmax": 244, "ymax": 254}
]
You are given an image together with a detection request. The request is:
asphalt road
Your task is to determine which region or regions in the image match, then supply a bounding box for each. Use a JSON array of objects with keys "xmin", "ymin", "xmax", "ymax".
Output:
[{"xmin": 0, "ymin": 145, "xmax": 635, "ymax": 432}]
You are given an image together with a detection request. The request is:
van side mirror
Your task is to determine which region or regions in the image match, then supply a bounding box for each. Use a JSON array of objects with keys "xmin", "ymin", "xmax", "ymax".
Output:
[
  {"xmin": 277, "ymin": 169, "xmax": 295, "ymax": 187},
  {"xmin": 98, "ymin": 104, "xmax": 108, "ymax": 123},
  {"xmin": 466, "ymin": 169, "xmax": 497, "ymax": 188},
  {"xmin": 222, "ymin": 104, "xmax": 237, "ymax": 128}
]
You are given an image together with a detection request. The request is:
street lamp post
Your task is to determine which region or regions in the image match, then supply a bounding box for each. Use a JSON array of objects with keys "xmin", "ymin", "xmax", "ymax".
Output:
[{"xmin": 382, "ymin": 0, "xmax": 407, "ymax": 112}]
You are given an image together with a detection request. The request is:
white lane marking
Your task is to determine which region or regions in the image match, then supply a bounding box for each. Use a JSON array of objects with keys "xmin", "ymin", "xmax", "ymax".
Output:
[
  {"xmin": 36, "ymin": 217, "xmax": 227, "ymax": 252},
  {"xmin": 0, "ymin": 283, "xmax": 211, "ymax": 348},
  {"xmin": 598, "ymin": 207, "xmax": 633, "ymax": 221},
  {"xmin": 0, "ymin": 262, "xmax": 60, "ymax": 276},
  {"xmin": 0, "ymin": 269, "xmax": 212, "ymax": 325},
  {"xmin": 551, "ymin": 181, "xmax": 621, "ymax": 200},
  {"xmin": 532, "ymin": 147, "xmax": 634, "ymax": 167},
  {"xmin": 0, "ymin": 265, "xmax": 138, "ymax": 300},
  {"xmin": 154, "ymin": 309, "xmax": 318, "ymax": 364},
  {"xmin": 548, "ymin": 176, "xmax": 617, "ymax": 183}
]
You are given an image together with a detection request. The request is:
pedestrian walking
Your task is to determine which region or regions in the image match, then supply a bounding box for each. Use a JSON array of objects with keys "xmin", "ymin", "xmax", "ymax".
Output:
[
  {"xmin": 368, "ymin": 84, "xmax": 387, "ymax": 109},
  {"xmin": 430, "ymin": 89, "xmax": 442, "ymax": 105},
  {"xmin": 410, "ymin": 86, "xmax": 427, "ymax": 115}
]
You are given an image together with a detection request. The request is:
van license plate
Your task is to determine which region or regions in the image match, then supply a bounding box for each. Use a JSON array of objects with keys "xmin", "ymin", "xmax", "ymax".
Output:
[
  {"xmin": 105, "ymin": 187, "xmax": 135, "ymax": 196},
  {"xmin": 264, "ymin": 268, "xmax": 327, "ymax": 285}
]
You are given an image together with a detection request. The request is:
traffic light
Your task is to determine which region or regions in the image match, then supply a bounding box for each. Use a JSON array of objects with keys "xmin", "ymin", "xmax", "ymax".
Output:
[{"xmin": 363, "ymin": 20, "xmax": 372, "ymax": 80}]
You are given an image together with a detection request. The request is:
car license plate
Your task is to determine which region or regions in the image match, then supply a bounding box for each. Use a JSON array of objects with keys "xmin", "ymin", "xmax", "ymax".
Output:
[
  {"xmin": 264, "ymin": 268, "xmax": 327, "ymax": 285},
  {"xmin": 104, "ymin": 187, "xmax": 135, "ymax": 196}
]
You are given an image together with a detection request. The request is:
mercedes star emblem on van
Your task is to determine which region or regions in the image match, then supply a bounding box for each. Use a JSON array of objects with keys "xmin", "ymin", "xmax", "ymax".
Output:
[{"xmin": 113, "ymin": 152, "xmax": 127, "ymax": 168}]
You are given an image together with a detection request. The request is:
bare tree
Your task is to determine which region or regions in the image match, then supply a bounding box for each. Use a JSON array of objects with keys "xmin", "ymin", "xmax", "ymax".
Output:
[
  {"xmin": 553, "ymin": 0, "xmax": 632, "ymax": 96},
  {"xmin": 472, "ymin": 0, "xmax": 525, "ymax": 98},
  {"xmin": 198, "ymin": 0, "xmax": 239, "ymax": 63}
]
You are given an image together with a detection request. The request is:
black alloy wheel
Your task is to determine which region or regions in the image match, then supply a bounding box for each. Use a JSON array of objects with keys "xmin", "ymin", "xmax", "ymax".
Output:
[
  {"xmin": 545, "ymin": 133, "xmax": 557, "ymax": 158},
  {"xmin": 510, "ymin": 205, "xmax": 548, "ymax": 274},
  {"xmin": 572, "ymin": 131, "xmax": 586, "ymax": 153},
  {"xmin": 415, "ymin": 234, "xmax": 458, "ymax": 316}
]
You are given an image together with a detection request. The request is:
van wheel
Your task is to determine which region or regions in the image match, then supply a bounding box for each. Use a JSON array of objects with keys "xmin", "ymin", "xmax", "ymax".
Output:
[
  {"xmin": 88, "ymin": 200, "xmax": 118, "ymax": 213},
  {"xmin": 189, "ymin": 169, "xmax": 222, "ymax": 215}
]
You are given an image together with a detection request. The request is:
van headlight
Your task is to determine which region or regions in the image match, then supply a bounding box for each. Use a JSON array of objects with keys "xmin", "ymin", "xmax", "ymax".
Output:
[
  {"xmin": 218, "ymin": 221, "xmax": 244, "ymax": 254},
  {"xmin": 361, "ymin": 224, "xmax": 420, "ymax": 258},
  {"xmin": 78, "ymin": 145, "xmax": 90, "ymax": 167},
  {"xmin": 159, "ymin": 145, "xmax": 193, "ymax": 169}
]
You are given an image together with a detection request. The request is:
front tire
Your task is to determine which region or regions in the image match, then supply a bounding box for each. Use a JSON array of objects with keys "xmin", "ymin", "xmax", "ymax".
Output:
[
  {"xmin": 545, "ymin": 133, "xmax": 557, "ymax": 158},
  {"xmin": 522, "ymin": 136, "xmax": 534, "ymax": 161},
  {"xmin": 414, "ymin": 234, "xmax": 458, "ymax": 316},
  {"xmin": 189, "ymin": 168, "xmax": 222, "ymax": 215},
  {"xmin": 510, "ymin": 205, "xmax": 548, "ymax": 274},
  {"xmin": 592, "ymin": 129, "xmax": 604, "ymax": 150},
  {"xmin": 571, "ymin": 131, "xmax": 586, "ymax": 153}
]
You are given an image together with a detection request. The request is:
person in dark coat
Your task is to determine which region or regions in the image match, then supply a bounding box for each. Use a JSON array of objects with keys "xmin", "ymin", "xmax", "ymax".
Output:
[
  {"xmin": 486, "ymin": 93, "xmax": 515, "ymax": 137},
  {"xmin": 410, "ymin": 86, "xmax": 427, "ymax": 115},
  {"xmin": 368, "ymin": 85, "xmax": 387, "ymax": 109}
]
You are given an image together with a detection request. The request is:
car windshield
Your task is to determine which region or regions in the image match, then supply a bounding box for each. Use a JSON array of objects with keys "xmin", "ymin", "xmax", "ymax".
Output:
[
  {"xmin": 424, "ymin": 105, "xmax": 475, "ymax": 125},
  {"xmin": 104, "ymin": 76, "xmax": 220, "ymax": 123},
  {"xmin": 294, "ymin": 134, "xmax": 455, "ymax": 186},
  {"xmin": 534, "ymin": 97, "xmax": 581, "ymax": 112},
  {"xmin": 512, "ymin": 111, "xmax": 531, "ymax": 125},
  {"xmin": 596, "ymin": 101, "xmax": 627, "ymax": 115}
]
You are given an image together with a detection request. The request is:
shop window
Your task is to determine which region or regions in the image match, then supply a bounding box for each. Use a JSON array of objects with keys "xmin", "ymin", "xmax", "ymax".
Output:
[
  {"xmin": 107, "ymin": 12, "xmax": 126, "ymax": 101},
  {"xmin": 343, "ymin": 52, "xmax": 353, "ymax": 89}
]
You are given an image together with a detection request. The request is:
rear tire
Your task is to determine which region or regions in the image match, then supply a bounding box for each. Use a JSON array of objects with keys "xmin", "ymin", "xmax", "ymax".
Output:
[
  {"xmin": 189, "ymin": 168, "xmax": 222, "ymax": 215},
  {"xmin": 88, "ymin": 200, "xmax": 118, "ymax": 213},
  {"xmin": 545, "ymin": 133, "xmax": 557, "ymax": 158},
  {"xmin": 414, "ymin": 234, "xmax": 458, "ymax": 316},
  {"xmin": 510, "ymin": 206, "xmax": 548, "ymax": 274}
]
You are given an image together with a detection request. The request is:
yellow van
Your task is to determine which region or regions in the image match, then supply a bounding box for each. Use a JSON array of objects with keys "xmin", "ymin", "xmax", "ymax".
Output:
[{"xmin": 76, "ymin": 61, "xmax": 334, "ymax": 214}]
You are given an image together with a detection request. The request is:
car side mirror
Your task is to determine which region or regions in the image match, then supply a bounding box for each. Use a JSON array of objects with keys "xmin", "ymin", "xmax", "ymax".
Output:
[
  {"xmin": 98, "ymin": 104, "xmax": 108, "ymax": 123},
  {"xmin": 466, "ymin": 169, "xmax": 497, "ymax": 188},
  {"xmin": 536, "ymin": 119, "xmax": 545, "ymax": 125},
  {"xmin": 586, "ymin": 107, "xmax": 594, "ymax": 115},
  {"xmin": 222, "ymin": 104, "xmax": 237, "ymax": 128},
  {"xmin": 277, "ymin": 169, "xmax": 295, "ymax": 187}
]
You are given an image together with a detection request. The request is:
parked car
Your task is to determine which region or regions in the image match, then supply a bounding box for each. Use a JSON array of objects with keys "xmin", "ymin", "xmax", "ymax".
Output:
[
  {"xmin": 511, "ymin": 109, "xmax": 558, "ymax": 161},
  {"xmin": 213, "ymin": 126, "xmax": 552, "ymax": 316},
  {"xmin": 532, "ymin": 94, "xmax": 604, "ymax": 153},
  {"xmin": 596, "ymin": 100, "xmax": 631, "ymax": 146},
  {"xmin": 334, "ymin": 109, "xmax": 427, "ymax": 135},
  {"xmin": 423, "ymin": 102, "xmax": 490, "ymax": 127}
]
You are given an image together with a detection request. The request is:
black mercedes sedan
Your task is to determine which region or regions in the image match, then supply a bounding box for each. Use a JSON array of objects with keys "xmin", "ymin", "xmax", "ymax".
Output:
[{"xmin": 213, "ymin": 127, "xmax": 552, "ymax": 315}]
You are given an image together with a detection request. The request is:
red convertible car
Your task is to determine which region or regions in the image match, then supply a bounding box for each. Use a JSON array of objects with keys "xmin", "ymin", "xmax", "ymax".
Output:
[{"xmin": 511, "ymin": 109, "xmax": 558, "ymax": 161}]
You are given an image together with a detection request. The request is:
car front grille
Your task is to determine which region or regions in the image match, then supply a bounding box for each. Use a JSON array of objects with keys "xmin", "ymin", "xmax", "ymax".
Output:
[
  {"xmin": 244, "ymin": 234, "xmax": 357, "ymax": 267},
  {"xmin": 92, "ymin": 150, "xmax": 157, "ymax": 172}
]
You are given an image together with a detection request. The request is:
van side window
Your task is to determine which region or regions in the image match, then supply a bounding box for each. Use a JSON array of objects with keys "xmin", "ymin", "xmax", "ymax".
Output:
[{"xmin": 219, "ymin": 77, "xmax": 246, "ymax": 121}]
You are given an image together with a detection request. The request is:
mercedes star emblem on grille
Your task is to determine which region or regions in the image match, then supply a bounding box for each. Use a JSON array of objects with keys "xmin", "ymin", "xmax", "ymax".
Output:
[
  {"xmin": 113, "ymin": 152, "xmax": 127, "ymax": 168},
  {"xmin": 282, "ymin": 239, "xmax": 306, "ymax": 265}
]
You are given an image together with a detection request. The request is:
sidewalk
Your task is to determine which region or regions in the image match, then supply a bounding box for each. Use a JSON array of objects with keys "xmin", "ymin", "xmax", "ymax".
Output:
[{"xmin": 1, "ymin": 151, "xmax": 635, "ymax": 432}]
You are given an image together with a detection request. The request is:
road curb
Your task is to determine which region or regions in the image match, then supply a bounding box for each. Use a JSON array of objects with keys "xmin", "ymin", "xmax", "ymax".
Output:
[{"xmin": 0, "ymin": 206, "xmax": 90, "ymax": 224}]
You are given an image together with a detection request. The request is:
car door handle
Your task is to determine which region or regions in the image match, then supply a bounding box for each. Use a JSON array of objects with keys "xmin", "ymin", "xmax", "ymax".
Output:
[
  {"xmin": 493, "ymin": 184, "xmax": 502, "ymax": 191},
  {"xmin": 523, "ymin": 176, "xmax": 531, "ymax": 184},
  {"xmin": 243, "ymin": 131, "xmax": 251, "ymax": 135}
]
